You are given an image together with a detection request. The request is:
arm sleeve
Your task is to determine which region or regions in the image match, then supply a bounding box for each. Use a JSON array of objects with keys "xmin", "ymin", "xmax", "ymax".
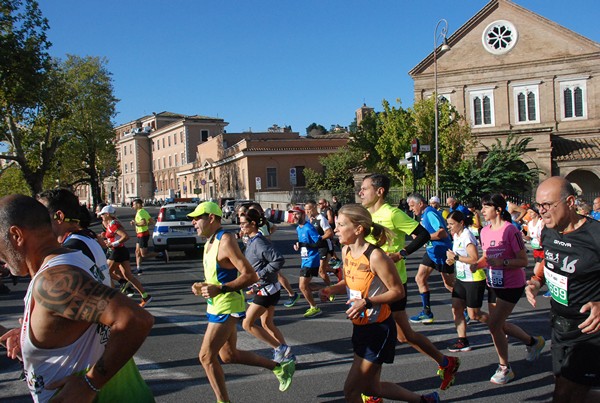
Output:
[
  {"xmin": 405, "ymin": 224, "xmax": 431, "ymax": 255},
  {"xmin": 257, "ymin": 241, "xmax": 285, "ymax": 277}
]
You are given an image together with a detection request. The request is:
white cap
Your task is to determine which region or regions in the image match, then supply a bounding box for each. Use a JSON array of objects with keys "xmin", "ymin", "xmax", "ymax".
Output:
[
  {"xmin": 429, "ymin": 196, "xmax": 441, "ymax": 204},
  {"xmin": 98, "ymin": 205, "xmax": 116, "ymax": 216}
]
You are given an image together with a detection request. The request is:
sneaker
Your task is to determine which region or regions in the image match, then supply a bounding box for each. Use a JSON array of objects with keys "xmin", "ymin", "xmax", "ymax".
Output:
[
  {"xmin": 283, "ymin": 292, "xmax": 300, "ymax": 308},
  {"xmin": 463, "ymin": 309, "xmax": 471, "ymax": 325},
  {"xmin": 525, "ymin": 336, "xmax": 545, "ymax": 361},
  {"xmin": 329, "ymin": 258, "xmax": 342, "ymax": 270},
  {"xmin": 119, "ymin": 281, "xmax": 132, "ymax": 294},
  {"xmin": 328, "ymin": 294, "xmax": 336, "ymax": 302},
  {"xmin": 448, "ymin": 339, "xmax": 472, "ymax": 353},
  {"xmin": 543, "ymin": 290, "xmax": 552, "ymax": 298},
  {"xmin": 273, "ymin": 358, "xmax": 295, "ymax": 392},
  {"xmin": 126, "ymin": 287, "xmax": 135, "ymax": 298},
  {"xmin": 131, "ymin": 268, "xmax": 139, "ymax": 275},
  {"xmin": 136, "ymin": 269, "xmax": 143, "ymax": 276},
  {"xmin": 421, "ymin": 391, "xmax": 440, "ymax": 403},
  {"xmin": 437, "ymin": 356, "xmax": 460, "ymax": 390},
  {"xmin": 163, "ymin": 250, "xmax": 170, "ymax": 263},
  {"xmin": 139, "ymin": 295, "xmax": 153, "ymax": 308},
  {"xmin": 409, "ymin": 310, "xmax": 434, "ymax": 324},
  {"xmin": 490, "ymin": 364, "xmax": 515, "ymax": 385},
  {"xmin": 273, "ymin": 344, "xmax": 292, "ymax": 363},
  {"xmin": 361, "ymin": 395, "xmax": 383, "ymax": 403},
  {"xmin": 303, "ymin": 306, "xmax": 322, "ymax": 318}
]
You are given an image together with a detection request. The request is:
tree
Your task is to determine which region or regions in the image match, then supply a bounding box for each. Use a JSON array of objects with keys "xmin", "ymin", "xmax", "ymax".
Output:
[
  {"xmin": 305, "ymin": 122, "xmax": 328, "ymax": 136},
  {"xmin": 0, "ymin": 0, "xmax": 71, "ymax": 196},
  {"xmin": 57, "ymin": 55, "xmax": 118, "ymax": 206},
  {"xmin": 304, "ymin": 147, "xmax": 361, "ymax": 203},
  {"xmin": 440, "ymin": 134, "xmax": 540, "ymax": 203}
]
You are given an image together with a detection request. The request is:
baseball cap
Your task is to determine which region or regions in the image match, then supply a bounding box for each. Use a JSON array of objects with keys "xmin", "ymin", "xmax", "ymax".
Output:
[
  {"xmin": 288, "ymin": 206, "xmax": 305, "ymax": 214},
  {"xmin": 187, "ymin": 201, "xmax": 222, "ymax": 218},
  {"xmin": 429, "ymin": 196, "xmax": 441, "ymax": 204},
  {"xmin": 98, "ymin": 205, "xmax": 116, "ymax": 216},
  {"xmin": 132, "ymin": 198, "xmax": 143, "ymax": 204}
]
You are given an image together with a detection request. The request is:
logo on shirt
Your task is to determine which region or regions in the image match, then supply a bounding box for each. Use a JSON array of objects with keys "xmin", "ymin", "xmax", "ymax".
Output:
[{"xmin": 553, "ymin": 240, "xmax": 572, "ymax": 248}]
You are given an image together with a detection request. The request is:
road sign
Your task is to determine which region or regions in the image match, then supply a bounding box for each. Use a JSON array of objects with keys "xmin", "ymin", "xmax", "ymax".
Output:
[
  {"xmin": 411, "ymin": 138, "xmax": 420, "ymax": 155},
  {"xmin": 255, "ymin": 177, "xmax": 262, "ymax": 190},
  {"xmin": 290, "ymin": 168, "xmax": 297, "ymax": 186},
  {"xmin": 420, "ymin": 144, "xmax": 431, "ymax": 152}
]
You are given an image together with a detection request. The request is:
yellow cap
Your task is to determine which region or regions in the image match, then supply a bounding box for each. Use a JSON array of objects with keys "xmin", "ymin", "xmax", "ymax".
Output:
[{"xmin": 187, "ymin": 201, "xmax": 222, "ymax": 218}]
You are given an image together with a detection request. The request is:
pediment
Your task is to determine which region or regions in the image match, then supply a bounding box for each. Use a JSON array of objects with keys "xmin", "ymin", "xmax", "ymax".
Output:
[{"xmin": 410, "ymin": 0, "xmax": 600, "ymax": 77}]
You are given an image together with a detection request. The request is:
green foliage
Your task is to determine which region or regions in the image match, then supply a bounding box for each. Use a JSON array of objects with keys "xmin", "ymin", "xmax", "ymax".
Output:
[
  {"xmin": 440, "ymin": 134, "xmax": 540, "ymax": 203},
  {"xmin": 348, "ymin": 97, "xmax": 473, "ymax": 188},
  {"xmin": 0, "ymin": 164, "xmax": 29, "ymax": 195},
  {"xmin": 305, "ymin": 122, "xmax": 327, "ymax": 136},
  {"xmin": 304, "ymin": 147, "xmax": 360, "ymax": 202}
]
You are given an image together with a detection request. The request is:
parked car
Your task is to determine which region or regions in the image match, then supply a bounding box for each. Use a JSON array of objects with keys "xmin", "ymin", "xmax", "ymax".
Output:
[
  {"xmin": 222, "ymin": 199, "xmax": 238, "ymax": 220},
  {"xmin": 152, "ymin": 202, "xmax": 205, "ymax": 257}
]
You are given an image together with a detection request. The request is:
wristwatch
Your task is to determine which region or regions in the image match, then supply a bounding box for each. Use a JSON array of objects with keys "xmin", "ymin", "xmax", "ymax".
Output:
[
  {"xmin": 399, "ymin": 249, "xmax": 408, "ymax": 259},
  {"xmin": 503, "ymin": 259, "xmax": 509, "ymax": 267},
  {"xmin": 364, "ymin": 298, "xmax": 373, "ymax": 310},
  {"xmin": 220, "ymin": 284, "xmax": 232, "ymax": 293}
]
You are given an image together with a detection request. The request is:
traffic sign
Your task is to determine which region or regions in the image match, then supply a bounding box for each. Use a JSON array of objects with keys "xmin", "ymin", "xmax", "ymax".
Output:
[
  {"xmin": 421, "ymin": 144, "xmax": 431, "ymax": 152},
  {"xmin": 255, "ymin": 177, "xmax": 262, "ymax": 190},
  {"xmin": 411, "ymin": 138, "xmax": 420, "ymax": 155}
]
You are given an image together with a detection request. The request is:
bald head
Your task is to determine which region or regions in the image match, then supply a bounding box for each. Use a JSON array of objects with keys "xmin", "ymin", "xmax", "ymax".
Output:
[
  {"xmin": 593, "ymin": 197, "xmax": 600, "ymax": 212},
  {"xmin": 536, "ymin": 176, "xmax": 578, "ymax": 230}
]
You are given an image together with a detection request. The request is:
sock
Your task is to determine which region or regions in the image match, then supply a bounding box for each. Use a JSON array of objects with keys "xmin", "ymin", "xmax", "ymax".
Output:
[
  {"xmin": 441, "ymin": 355, "xmax": 449, "ymax": 367},
  {"xmin": 420, "ymin": 292, "xmax": 431, "ymax": 312},
  {"xmin": 136, "ymin": 266, "xmax": 141, "ymax": 271}
]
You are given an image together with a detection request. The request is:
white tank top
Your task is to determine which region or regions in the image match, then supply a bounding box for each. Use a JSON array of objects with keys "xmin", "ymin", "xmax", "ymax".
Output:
[
  {"xmin": 21, "ymin": 251, "xmax": 110, "ymax": 403},
  {"xmin": 63, "ymin": 232, "xmax": 111, "ymax": 286}
]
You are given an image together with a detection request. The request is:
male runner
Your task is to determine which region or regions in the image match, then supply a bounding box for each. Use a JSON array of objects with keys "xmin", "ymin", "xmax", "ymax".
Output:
[
  {"xmin": 526, "ymin": 177, "xmax": 600, "ymax": 403},
  {"xmin": 305, "ymin": 200, "xmax": 340, "ymax": 285},
  {"xmin": 0, "ymin": 195, "xmax": 154, "ymax": 402},
  {"xmin": 131, "ymin": 198, "xmax": 167, "ymax": 275},
  {"xmin": 360, "ymin": 174, "xmax": 460, "ymax": 391},
  {"xmin": 188, "ymin": 202, "xmax": 295, "ymax": 402}
]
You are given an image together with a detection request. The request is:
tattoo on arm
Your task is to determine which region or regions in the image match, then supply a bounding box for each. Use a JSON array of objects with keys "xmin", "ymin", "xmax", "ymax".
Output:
[{"xmin": 34, "ymin": 266, "xmax": 117, "ymax": 323}]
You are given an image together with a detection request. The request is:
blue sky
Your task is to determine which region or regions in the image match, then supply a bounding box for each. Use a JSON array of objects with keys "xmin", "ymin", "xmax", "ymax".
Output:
[{"xmin": 38, "ymin": 0, "xmax": 600, "ymax": 134}]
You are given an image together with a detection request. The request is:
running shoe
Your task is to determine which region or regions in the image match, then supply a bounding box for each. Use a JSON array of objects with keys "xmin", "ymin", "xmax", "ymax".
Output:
[
  {"xmin": 437, "ymin": 356, "xmax": 460, "ymax": 390},
  {"xmin": 490, "ymin": 364, "xmax": 514, "ymax": 384},
  {"xmin": 421, "ymin": 391, "xmax": 440, "ymax": 403},
  {"xmin": 525, "ymin": 336, "xmax": 545, "ymax": 361},
  {"xmin": 448, "ymin": 339, "xmax": 472, "ymax": 352},
  {"xmin": 132, "ymin": 268, "xmax": 139, "ymax": 275},
  {"xmin": 139, "ymin": 295, "xmax": 153, "ymax": 308},
  {"xmin": 136, "ymin": 269, "xmax": 143, "ymax": 276},
  {"xmin": 273, "ymin": 358, "xmax": 295, "ymax": 392},
  {"xmin": 283, "ymin": 292, "xmax": 300, "ymax": 308},
  {"xmin": 126, "ymin": 287, "xmax": 135, "ymax": 298},
  {"xmin": 543, "ymin": 290, "xmax": 552, "ymax": 298},
  {"xmin": 329, "ymin": 294, "xmax": 336, "ymax": 302},
  {"xmin": 409, "ymin": 310, "xmax": 434, "ymax": 324},
  {"xmin": 329, "ymin": 258, "xmax": 342, "ymax": 270},
  {"xmin": 303, "ymin": 306, "xmax": 322, "ymax": 318},
  {"xmin": 361, "ymin": 394, "xmax": 383, "ymax": 403},
  {"xmin": 463, "ymin": 309, "xmax": 471, "ymax": 325},
  {"xmin": 119, "ymin": 281, "xmax": 132, "ymax": 294},
  {"xmin": 273, "ymin": 344, "xmax": 292, "ymax": 363}
]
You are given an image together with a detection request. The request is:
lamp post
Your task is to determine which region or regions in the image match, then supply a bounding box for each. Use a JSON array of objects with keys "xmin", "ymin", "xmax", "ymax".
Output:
[{"xmin": 434, "ymin": 18, "xmax": 451, "ymax": 197}]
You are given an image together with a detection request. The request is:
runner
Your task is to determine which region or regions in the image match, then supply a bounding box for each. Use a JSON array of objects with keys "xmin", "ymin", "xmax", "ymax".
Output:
[
  {"xmin": 305, "ymin": 200, "xmax": 339, "ymax": 286},
  {"xmin": 131, "ymin": 198, "xmax": 167, "ymax": 275},
  {"xmin": 99, "ymin": 205, "xmax": 152, "ymax": 307},
  {"xmin": 290, "ymin": 205, "xmax": 325, "ymax": 318},
  {"xmin": 0, "ymin": 195, "xmax": 154, "ymax": 403},
  {"xmin": 407, "ymin": 193, "xmax": 454, "ymax": 324},
  {"xmin": 479, "ymin": 194, "xmax": 545, "ymax": 384},
  {"xmin": 445, "ymin": 210, "xmax": 485, "ymax": 352},
  {"xmin": 592, "ymin": 197, "xmax": 600, "ymax": 221},
  {"xmin": 446, "ymin": 196, "xmax": 472, "ymax": 220},
  {"xmin": 359, "ymin": 174, "xmax": 460, "ymax": 391},
  {"xmin": 239, "ymin": 209, "xmax": 294, "ymax": 363},
  {"xmin": 247, "ymin": 203, "xmax": 300, "ymax": 308},
  {"xmin": 188, "ymin": 202, "xmax": 295, "ymax": 402},
  {"xmin": 318, "ymin": 198, "xmax": 342, "ymax": 271},
  {"xmin": 526, "ymin": 177, "xmax": 600, "ymax": 403},
  {"xmin": 319, "ymin": 204, "xmax": 440, "ymax": 403},
  {"xmin": 36, "ymin": 188, "xmax": 154, "ymax": 401}
]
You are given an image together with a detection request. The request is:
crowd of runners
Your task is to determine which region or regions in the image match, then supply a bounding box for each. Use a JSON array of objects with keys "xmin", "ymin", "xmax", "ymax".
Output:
[{"xmin": 0, "ymin": 174, "xmax": 599, "ymax": 403}]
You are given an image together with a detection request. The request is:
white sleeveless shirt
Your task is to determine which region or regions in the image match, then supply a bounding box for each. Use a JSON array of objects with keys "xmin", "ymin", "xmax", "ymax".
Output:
[{"xmin": 21, "ymin": 251, "xmax": 110, "ymax": 403}]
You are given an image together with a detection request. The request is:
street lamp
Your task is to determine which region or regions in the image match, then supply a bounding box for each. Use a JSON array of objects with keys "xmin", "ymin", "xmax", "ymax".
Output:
[{"xmin": 434, "ymin": 18, "xmax": 451, "ymax": 197}]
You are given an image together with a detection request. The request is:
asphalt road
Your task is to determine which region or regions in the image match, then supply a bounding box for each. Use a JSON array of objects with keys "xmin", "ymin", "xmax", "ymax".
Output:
[{"xmin": 0, "ymin": 206, "xmax": 556, "ymax": 402}]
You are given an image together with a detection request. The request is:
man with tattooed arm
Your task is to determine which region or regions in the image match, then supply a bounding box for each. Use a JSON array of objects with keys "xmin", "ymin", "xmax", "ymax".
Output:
[{"xmin": 0, "ymin": 195, "xmax": 154, "ymax": 403}]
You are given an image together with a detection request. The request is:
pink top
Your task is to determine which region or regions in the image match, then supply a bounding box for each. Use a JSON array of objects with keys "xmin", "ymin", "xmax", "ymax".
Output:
[{"xmin": 480, "ymin": 221, "xmax": 526, "ymax": 289}]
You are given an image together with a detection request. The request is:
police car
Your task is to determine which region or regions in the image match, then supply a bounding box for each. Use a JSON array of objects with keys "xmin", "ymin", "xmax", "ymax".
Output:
[{"xmin": 152, "ymin": 202, "xmax": 205, "ymax": 256}]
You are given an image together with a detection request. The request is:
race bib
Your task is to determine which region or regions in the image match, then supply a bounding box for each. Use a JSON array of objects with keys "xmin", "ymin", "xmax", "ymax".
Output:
[
  {"xmin": 349, "ymin": 289, "xmax": 362, "ymax": 300},
  {"xmin": 489, "ymin": 269, "xmax": 504, "ymax": 288},
  {"xmin": 300, "ymin": 247, "xmax": 308, "ymax": 258},
  {"xmin": 456, "ymin": 265, "xmax": 466, "ymax": 280},
  {"xmin": 544, "ymin": 267, "xmax": 568, "ymax": 306},
  {"xmin": 530, "ymin": 238, "xmax": 540, "ymax": 249}
]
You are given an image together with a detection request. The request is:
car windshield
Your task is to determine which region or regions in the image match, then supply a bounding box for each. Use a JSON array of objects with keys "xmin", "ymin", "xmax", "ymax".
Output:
[{"xmin": 162, "ymin": 205, "xmax": 195, "ymax": 222}]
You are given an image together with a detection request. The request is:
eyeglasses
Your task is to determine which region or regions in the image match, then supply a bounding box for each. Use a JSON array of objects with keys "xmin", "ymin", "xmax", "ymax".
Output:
[{"xmin": 533, "ymin": 199, "xmax": 565, "ymax": 212}]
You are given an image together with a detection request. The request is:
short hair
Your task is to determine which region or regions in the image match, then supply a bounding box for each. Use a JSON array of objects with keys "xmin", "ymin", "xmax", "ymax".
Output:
[
  {"xmin": 305, "ymin": 199, "xmax": 317, "ymax": 206},
  {"xmin": 0, "ymin": 195, "xmax": 52, "ymax": 243},
  {"xmin": 363, "ymin": 174, "xmax": 390, "ymax": 197},
  {"xmin": 406, "ymin": 193, "xmax": 427, "ymax": 205},
  {"xmin": 37, "ymin": 188, "xmax": 81, "ymax": 221},
  {"xmin": 338, "ymin": 204, "xmax": 393, "ymax": 247},
  {"xmin": 133, "ymin": 198, "xmax": 143, "ymax": 205}
]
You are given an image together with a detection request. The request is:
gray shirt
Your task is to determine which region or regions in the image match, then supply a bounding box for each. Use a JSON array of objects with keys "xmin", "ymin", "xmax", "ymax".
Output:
[{"xmin": 244, "ymin": 233, "xmax": 284, "ymax": 292}]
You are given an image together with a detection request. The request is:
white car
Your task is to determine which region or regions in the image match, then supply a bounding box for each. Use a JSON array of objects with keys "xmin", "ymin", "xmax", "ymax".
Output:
[{"xmin": 152, "ymin": 202, "xmax": 205, "ymax": 256}]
